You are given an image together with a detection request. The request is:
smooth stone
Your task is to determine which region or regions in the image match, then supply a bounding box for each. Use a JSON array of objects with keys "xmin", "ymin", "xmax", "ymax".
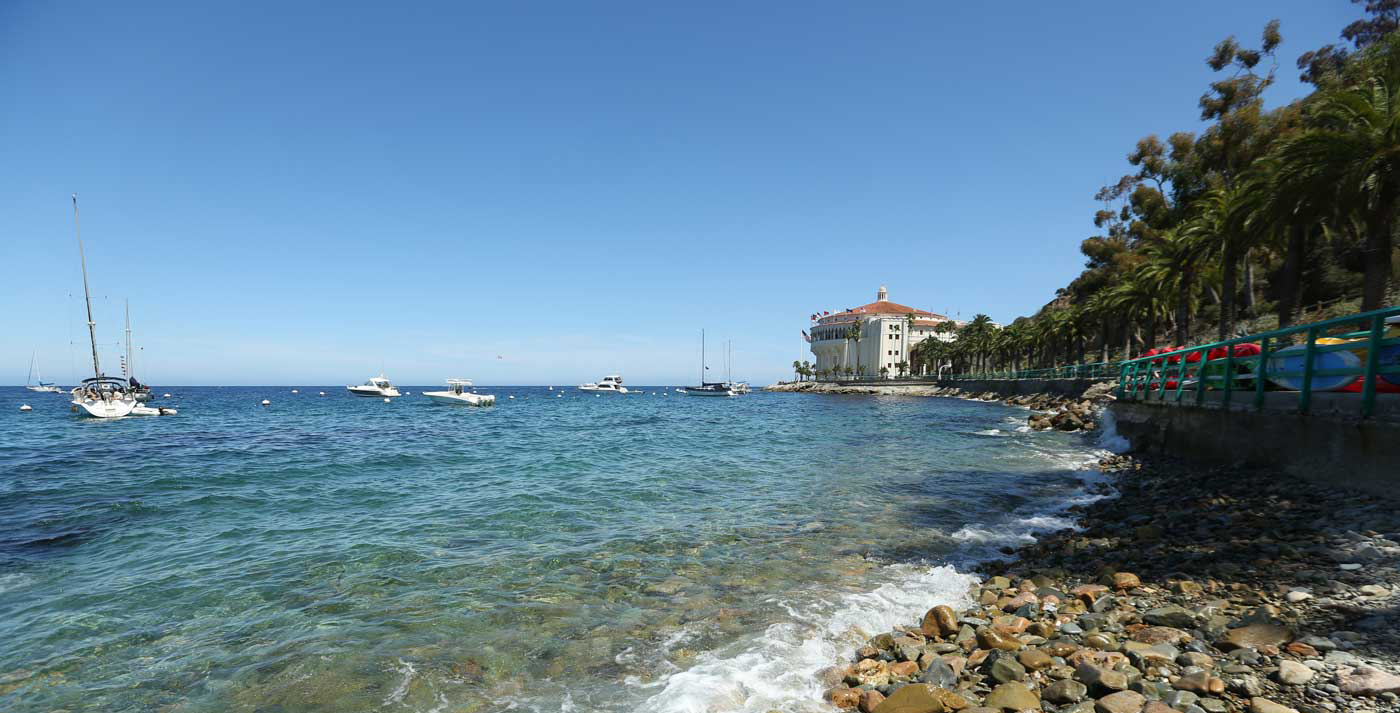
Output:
[
  {"xmin": 1275, "ymin": 660, "xmax": 1313, "ymax": 686},
  {"xmin": 1196, "ymin": 698, "xmax": 1226, "ymax": 713},
  {"xmin": 989, "ymin": 657, "xmax": 1027, "ymax": 684},
  {"xmin": 921, "ymin": 660, "xmax": 957, "ymax": 688},
  {"xmin": 1173, "ymin": 672, "xmax": 1214, "ymax": 694},
  {"xmin": 871, "ymin": 683, "xmax": 945, "ymax": 713},
  {"xmin": 1142, "ymin": 606, "xmax": 1197, "ymax": 629},
  {"xmin": 1095, "ymin": 690, "xmax": 1146, "ymax": 713},
  {"xmin": 983, "ymin": 683, "xmax": 1040, "ymax": 711},
  {"xmin": 1248, "ymin": 698, "xmax": 1298, "ymax": 713},
  {"xmin": 1221, "ymin": 623, "xmax": 1293, "ymax": 651},
  {"xmin": 978, "ymin": 629, "xmax": 1023, "ymax": 651},
  {"xmin": 1018, "ymin": 649, "xmax": 1053, "ymax": 671},
  {"xmin": 1043, "ymin": 680, "xmax": 1089, "ymax": 704},
  {"xmin": 1076, "ymin": 662, "xmax": 1128, "ymax": 693},
  {"xmin": 1335, "ymin": 665, "xmax": 1400, "ymax": 696}
]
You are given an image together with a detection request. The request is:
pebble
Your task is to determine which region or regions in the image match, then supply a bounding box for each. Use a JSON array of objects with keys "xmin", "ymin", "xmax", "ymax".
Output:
[{"xmin": 1275, "ymin": 660, "xmax": 1314, "ymax": 685}]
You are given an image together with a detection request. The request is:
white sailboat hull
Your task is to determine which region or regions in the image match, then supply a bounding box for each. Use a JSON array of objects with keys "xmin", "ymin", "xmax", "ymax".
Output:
[
  {"xmin": 71, "ymin": 394, "xmax": 137, "ymax": 418},
  {"xmin": 27, "ymin": 385, "xmax": 62, "ymax": 393},
  {"xmin": 683, "ymin": 387, "xmax": 734, "ymax": 397},
  {"xmin": 348, "ymin": 386, "xmax": 401, "ymax": 397}
]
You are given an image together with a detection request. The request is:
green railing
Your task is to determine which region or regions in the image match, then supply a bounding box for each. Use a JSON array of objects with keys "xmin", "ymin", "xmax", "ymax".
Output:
[
  {"xmin": 946, "ymin": 361, "xmax": 1121, "ymax": 381},
  {"xmin": 1116, "ymin": 306, "xmax": 1400, "ymax": 419}
]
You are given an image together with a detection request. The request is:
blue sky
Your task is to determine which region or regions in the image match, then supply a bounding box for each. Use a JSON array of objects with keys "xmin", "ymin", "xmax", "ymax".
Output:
[{"xmin": 1, "ymin": 1, "xmax": 1358, "ymax": 385}]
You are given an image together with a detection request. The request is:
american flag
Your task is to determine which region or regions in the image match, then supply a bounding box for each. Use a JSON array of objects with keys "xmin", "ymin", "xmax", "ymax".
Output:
[{"xmin": 802, "ymin": 330, "xmax": 811, "ymax": 343}]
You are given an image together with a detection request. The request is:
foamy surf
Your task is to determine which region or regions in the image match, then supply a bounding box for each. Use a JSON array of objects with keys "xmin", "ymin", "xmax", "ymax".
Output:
[{"xmin": 633, "ymin": 564, "xmax": 977, "ymax": 713}]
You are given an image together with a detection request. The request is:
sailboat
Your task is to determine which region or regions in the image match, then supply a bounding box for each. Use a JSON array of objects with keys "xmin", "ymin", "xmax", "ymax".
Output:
[
  {"xmin": 122, "ymin": 301, "xmax": 153, "ymax": 402},
  {"xmin": 25, "ymin": 352, "xmax": 62, "ymax": 393},
  {"xmin": 683, "ymin": 330, "xmax": 733, "ymax": 397},
  {"xmin": 68, "ymin": 194, "xmax": 137, "ymax": 418}
]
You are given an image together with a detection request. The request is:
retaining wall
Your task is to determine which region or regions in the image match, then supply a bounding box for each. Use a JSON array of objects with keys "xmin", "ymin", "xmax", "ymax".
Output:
[{"xmin": 1110, "ymin": 396, "xmax": 1400, "ymax": 497}]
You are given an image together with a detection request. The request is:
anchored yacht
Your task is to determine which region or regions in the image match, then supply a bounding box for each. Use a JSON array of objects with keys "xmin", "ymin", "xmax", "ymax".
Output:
[
  {"xmin": 67, "ymin": 194, "xmax": 138, "ymax": 418},
  {"xmin": 347, "ymin": 374, "xmax": 401, "ymax": 397},
  {"xmin": 578, "ymin": 375, "xmax": 629, "ymax": 394},
  {"xmin": 423, "ymin": 379, "xmax": 495, "ymax": 406}
]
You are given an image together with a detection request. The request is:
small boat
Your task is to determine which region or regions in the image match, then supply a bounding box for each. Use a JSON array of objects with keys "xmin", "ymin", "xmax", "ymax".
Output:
[
  {"xmin": 25, "ymin": 352, "xmax": 62, "ymax": 393},
  {"xmin": 19, "ymin": 404, "xmax": 32, "ymax": 412},
  {"xmin": 131, "ymin": 404, "xmax": 177, "ymax": 416},
  {"xmin": 579, "ymin": 375, "xmax": 629, "ymax": 394},
  {"xmin": 347, "ymin": 374, "xmax": 401, "ymax": 397},
  {"xmin": 67, "ymin": 195, "xmax": 137, "ymax": 419},
  {"xmin": 728, "ymin": 381, "xmax": 751, "ymax": 395},
  {"xmin": 423, "ymin": 379, "xmax": 495, "ymax": 406}
]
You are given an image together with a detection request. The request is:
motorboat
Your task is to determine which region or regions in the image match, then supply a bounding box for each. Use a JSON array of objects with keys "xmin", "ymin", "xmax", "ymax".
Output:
[
  {"xmin": 72, "ymin": 376, "xmax": 138, "ymax": 418},
  {"xmin": 131, "ymin": 404, "xmax": 177, "ymax": 416},
  {"xmin": 423, "ymin": 379, "xmax": 495, "ymax": 406},
  {"xmin": 578, "ymin": 375, "xmax": 629, "ymax": 394},
  {"xmin": 347, "ymin": 374, "xmax": 401, "ymax": 397},
  {"xmin": 728, "ymin": 381, "xmax": 751, "ymax": 395},
  {"xmin": 67, "ymin": 194, "xmax": 137, "ymax": 419},
  {"xmin": 25, "ymin": 352, "xmax": 61, "ymax": 393}
]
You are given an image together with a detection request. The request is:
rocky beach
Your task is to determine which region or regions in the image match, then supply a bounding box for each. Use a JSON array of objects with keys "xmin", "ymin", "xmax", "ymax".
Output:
[{"xmin": 785, "ymin": 383, "xmax": 1400, "ymax": 713}]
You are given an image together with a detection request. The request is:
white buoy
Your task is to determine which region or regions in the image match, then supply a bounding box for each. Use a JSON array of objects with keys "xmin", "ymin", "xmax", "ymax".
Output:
[
  {"xmin": 291, "ymin": 389, "xmax": 299, "ymax": 394},
  {"xmin": 508, "ymin": 395, "xmax": 515, "ymax": 399},
  {"xmin": 261, "ymin": 399, "xmax": 270, "ymax": 406},
  {"xmin": 319, "ymin": 391, "xmax": 326, "ymax": 396},
  {"xmin": 557, "ymin": 393, "xmax": 562, "ymax": 398},
  {"xmin": 383, "ymin": 397, "xmax": 390, "ymax": 403},
  {"xmin": 162, "ymin": 392, "xmax": 172, "ymax": 397},
  {"xmin": 19, "ymin": 404, "xmax": 32, "ymax": 411}
]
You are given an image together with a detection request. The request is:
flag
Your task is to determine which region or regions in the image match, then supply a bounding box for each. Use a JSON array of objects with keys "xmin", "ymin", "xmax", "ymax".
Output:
[
  {"xmin": 802, "ymin": 330, "xmax": 811, "ymax": 343},
  {"xmin": 823, "ymin": 311, "xmax": 829, "ymax": 316}
]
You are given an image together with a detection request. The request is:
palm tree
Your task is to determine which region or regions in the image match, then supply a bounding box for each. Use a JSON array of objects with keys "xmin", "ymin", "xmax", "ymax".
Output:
[
  {"xmin": 1275, "ymin": 38, "xmax": 1400, "ymax": 310},
  {"xmin": 845, "ymin": 323, "xmax": 863, "ymax": 378},
  {"xmin": 1140, "ymin": 227, "xmax": 1209, "ymax": 345},
  {"xmin": 792, "ymin": 360, "xmax": 803, "ymax": 382}
]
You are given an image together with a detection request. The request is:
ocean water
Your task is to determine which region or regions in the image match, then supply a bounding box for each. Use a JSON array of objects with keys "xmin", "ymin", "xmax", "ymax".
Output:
[{"xmin": 0, "ymin": 386, "xmax": 1112, "ymax": 712}]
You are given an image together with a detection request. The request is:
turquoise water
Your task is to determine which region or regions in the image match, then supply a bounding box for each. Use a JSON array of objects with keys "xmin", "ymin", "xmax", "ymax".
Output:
[{"xmin": 1, "ymin": 386, "xmax": 1108, "ymax": 712}]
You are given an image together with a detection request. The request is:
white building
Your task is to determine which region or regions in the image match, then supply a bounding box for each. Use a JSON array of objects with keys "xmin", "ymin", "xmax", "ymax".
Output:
[{"xmin": 807, "ymin": 286, "xmax": 958, "ymax": 378}]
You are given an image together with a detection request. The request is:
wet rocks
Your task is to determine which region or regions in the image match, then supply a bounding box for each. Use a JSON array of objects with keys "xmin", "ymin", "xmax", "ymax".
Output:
[
  {"xmin": 1274, "ymin": 660, "xmax": 1313, "ymax": 686},
  {"xmin": 983, "ymin": 682, "xmax": 1040, "ymax": 711},
  {"xmin": 1094, "ymin": 690, "xmax": 1145, "ymax": 713}
]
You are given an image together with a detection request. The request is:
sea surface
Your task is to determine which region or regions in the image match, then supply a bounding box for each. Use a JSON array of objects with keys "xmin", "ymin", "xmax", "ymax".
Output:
[{"xmin": 0, "ymin": 385, "xmax": 1114, "ymax": 712}]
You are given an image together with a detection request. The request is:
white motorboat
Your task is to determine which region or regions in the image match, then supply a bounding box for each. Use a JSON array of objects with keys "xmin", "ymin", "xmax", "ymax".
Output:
[
  {"xmin": 578, "ymin": 375, "xmax": 629, "ymax": 394},
  {"xmin": 67, "ymin": 194, "xmax": 137, "ymax": 419},
  {"xmin": 25, "ymin": 352, "xmax": 61, "ymax": 393},
  {"xmin": 423, "ymin": 379, "xmax": 495, "ymax": 406},
  {"xmin": 729, "ymin": 381, "xmax": 751, "ymax": 394},
  {"xmin": 131, "ymin": 404, "xmax": 177, "ymax": 416},
  {"xmin": 347, "ymin": 374, "xmax": 401, "ymax": 397}
]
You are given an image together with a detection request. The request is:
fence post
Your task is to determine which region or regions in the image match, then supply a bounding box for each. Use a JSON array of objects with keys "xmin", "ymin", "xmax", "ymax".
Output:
[
  {"xmin": 1254, "ymin": 337, "xmax": 1270, "ymax": 411},
  {"xmin": 1362, "ymin": 315, "xmax": 1384, "ymax": 418},
  {"xmin": 1300, "ymin": 326, "xmax": 1318, "ymax": 415}
]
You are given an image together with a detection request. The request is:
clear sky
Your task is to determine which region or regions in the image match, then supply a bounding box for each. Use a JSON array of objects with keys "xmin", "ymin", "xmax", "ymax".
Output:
[{"xmin": 1, "ymin": 1, "xmax": 1359, "ymax": 385}]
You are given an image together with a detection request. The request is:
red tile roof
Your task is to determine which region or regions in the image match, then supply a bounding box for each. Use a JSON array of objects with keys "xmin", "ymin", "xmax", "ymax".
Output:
[{"xmin": 830, "ymin": 300, "xmax": 948, "ymax": 320}]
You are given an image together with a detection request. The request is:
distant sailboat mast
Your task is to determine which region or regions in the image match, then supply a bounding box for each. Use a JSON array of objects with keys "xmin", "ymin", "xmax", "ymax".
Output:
[
  {"xmin": 73, "ymin": 194, "xmax": 101, "ymax": 380},
  {"xmin": 124, "ymin": 300, "xmax": 133, "ymax": 380}
]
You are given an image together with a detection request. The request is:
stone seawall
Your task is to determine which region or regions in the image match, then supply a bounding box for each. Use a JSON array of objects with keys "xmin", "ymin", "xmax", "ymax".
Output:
[{"xmin": 1110, "ymin": 399, "xmax": 1400, "ymax": 498}]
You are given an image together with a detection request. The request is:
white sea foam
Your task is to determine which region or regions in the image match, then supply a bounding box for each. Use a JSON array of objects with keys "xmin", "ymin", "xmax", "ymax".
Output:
[
  {"xmin": 1095, "ymin": 409, "xmax": 1131, "ymax": 453},
  {"xmin": 0, "ymin": 573, "xmax": 34, "ymax": 593},
  {"xmin": 632, "ymin": 564, "xmax": 977, "ymax": 713}
]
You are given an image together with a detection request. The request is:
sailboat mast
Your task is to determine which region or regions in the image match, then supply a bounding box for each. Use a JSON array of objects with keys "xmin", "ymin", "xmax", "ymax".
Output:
[
  {"xmin": 701, "ymin": 329, "xmax": 705, "ymax": 385},
  {"xmin": 73, "ymin": 194, "xmax": 101, "ymax": 379},
  {"xmin": 124, "ymin": 300, "xmax": 132, "ymax": 379},
  {"xmin": 27, "ymin": 351, "xmax": 36, "ymax": 387}
]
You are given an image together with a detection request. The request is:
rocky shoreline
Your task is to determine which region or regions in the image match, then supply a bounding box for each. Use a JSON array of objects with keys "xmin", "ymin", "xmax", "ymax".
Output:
[
  {"xmin": 764, "ymin": 381, "xmax": 1116, "ymax": 434},
  {"xmin": 814, "ymin": 453, "xmax": 1400, "ymax": 713}
]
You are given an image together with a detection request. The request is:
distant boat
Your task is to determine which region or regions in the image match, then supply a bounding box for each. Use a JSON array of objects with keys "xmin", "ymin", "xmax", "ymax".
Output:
[
  {"xmin": 423, "ymin": 379, "xmax": 495, "ymax": 406},
  {"xmin": 67, "ymin": 194, "xmax": 137, "ymax": 418},
  {"xmin": 25, "ymin": 352, "xmax": 61, "ymax": 393},
  {"xmin": 122, "ymin": 301, "xmax": 154, "ymax": 402},
  {"xmin": 684, "ymin": 330, "xmax": 733, "ymax": 397},
  {"xmin": 347, "ymin": 374, "xmax": 401, "ymax": 397},
  {"xmin": 579, "ymin": 375, "xmax": 629, "ymax": 394}
]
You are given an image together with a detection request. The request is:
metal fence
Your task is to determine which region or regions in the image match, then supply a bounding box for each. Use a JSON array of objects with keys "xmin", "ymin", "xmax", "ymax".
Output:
[
  {"xmin": 1116, "ymin": 306, "xmax": 1400, "ymax": 418},
  {"xmin": 944, "ymin": 362, "xmax": 1121, "ymax": 381}
]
